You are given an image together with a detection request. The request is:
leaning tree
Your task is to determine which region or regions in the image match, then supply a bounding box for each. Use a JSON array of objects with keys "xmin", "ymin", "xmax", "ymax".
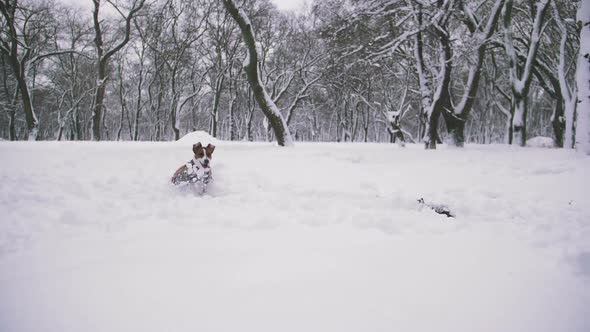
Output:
[{"xmin": 221, "ymin": 0, "xmax": 293, "ymax": 146}]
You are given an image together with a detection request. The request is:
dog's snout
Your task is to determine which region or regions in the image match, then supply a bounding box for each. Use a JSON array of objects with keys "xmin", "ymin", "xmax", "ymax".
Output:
[{"xmin": 203, "ymin": 159, "xmax": 209, "ymax": 164}]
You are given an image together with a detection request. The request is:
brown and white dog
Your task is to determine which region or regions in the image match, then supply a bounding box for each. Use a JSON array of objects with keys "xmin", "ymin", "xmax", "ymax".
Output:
[{"xmin": 171, "ymin": 142, "xmax": 215, "ymax": 186}]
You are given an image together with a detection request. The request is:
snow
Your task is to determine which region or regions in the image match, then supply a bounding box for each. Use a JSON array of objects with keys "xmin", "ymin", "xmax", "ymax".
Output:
[
  {"xmin": 1, "ymin": 141, "xmax": 589, "ymax": 332},
  {"xmin": 176, "ymin": 130, "xmax": 218, "ymax": 146},
  {"xmin": 526, "ymin": 136, "xmax": 555, "ymax": 148},
  {"xmin": 386, "ymin": 110, "xmax": 400, "ymax": 122},
  {"xmin": 271, "ymin": 0, "xmax": 306, "ymax": 12}
]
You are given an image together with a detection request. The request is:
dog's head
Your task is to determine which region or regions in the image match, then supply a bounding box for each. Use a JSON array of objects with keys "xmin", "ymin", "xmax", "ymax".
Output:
[{"xmin": 193, "ymin": 142, "xmax": 215, "ymax": 168}]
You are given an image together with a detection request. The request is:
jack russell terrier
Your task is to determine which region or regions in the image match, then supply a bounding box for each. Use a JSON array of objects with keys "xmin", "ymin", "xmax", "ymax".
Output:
[{"xmin": 171, "ymin": 142, "xmax": 215, "ymax": 187}]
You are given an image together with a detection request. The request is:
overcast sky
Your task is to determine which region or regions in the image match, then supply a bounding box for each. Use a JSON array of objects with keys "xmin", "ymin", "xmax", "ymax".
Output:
[{"xmin": 271, "ymin": 0, "xmax": 307, "ymax": 12}]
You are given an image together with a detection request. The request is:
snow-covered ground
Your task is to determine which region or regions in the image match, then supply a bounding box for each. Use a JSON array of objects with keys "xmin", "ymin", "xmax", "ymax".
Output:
[{"xmin": 1, "ymin": 140, "xmax": 589, "ymax": 332}]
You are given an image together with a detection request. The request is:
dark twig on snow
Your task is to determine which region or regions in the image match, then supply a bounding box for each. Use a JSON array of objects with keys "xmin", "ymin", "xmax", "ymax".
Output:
[{"xmin": 418, "ymin": 198, "xmax": 455, "ymax": 218}]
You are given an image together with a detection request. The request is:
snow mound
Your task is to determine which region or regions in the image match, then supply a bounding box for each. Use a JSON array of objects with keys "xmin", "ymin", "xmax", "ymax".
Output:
[
  {"xmin": 175, "ymin": 131, "xmax": 218, "ymax": 146},
  {"xmin": 527, "ymin": 136, "xmax": 555, "ymax": 148}
]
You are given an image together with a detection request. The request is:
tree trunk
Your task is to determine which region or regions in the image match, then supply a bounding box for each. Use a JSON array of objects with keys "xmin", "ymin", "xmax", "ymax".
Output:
[
  {"xmin": 1, "ymin": 54, "xmax": 18, "ymax": 141},
  {"xmin": 210, "ymin": 75, "xmax": 225, "ymax": 138},
  {"xmin": 92, "ymin": 62, "xmax": 108, "ymax": 141},
  {"xmin": 424, "ymin": 112, "xmax": 441, "ymax": 149},
  {"xmin": 443, "ymin": 113, "xmax": 466, "ymax": 147},
  {"xmin": 444, "ymin": 0, "xmax": 505, "ymax": 147},
  {"xmin": 171, "ymin": 97, "xmax": 180, "ymax": 141},
  {"xmin": 229, "ymin": 91, "xmax": 238, "ymax": 141},
  {"xmin": 247, "ymin": 115, "xmax": 254, "ymax": 141},
  {"xmin": 551, "ymin": 98, "xmax": 565, "ymax": 148},
  {"xmin": 388, "ymin": 125, "xmax": 405, "ymax": 145},
  {"xmin": 116, "ymin": 102, "xmax": 125, "ymax": 141},
  {"xmin": 412, "ymin": 2, "xmax": 447, "ymax": 150},
  {"xmin": 72, "ymin": 107, "xmax": 81, "ymax": 140},
  {"xmin": 424, "ymin": 36, "xmax": 452, "ymax": 149},
  {"xmin": 246, "ymin": 91, "xmax": 255, "ymax": 142},
  {"xmin": 4, "ymin": 56, "xmax": 38, "ymax": 140},
  {"xmin": 16, "ymin": 75, "xmax": 38, "ymax": 140},
  {"xmin": 102, "ymin": 104, "xmax": 110, "ymax": 140},
  {"xmin": 8, "ymin": 107, "xmax": 17, "ymax": 141},
  {"xmin": 155, "ymin": 81, "xmax": 163, "ymax": 141},
  {"xmin": 133, "ymin": 73, "xmax": 144, "ymax": 141},
  {"xmin": 564, "ymin": 99, "xmax": 576, "ymax": 148},
  {"xmin": 116, "ymin": 61, "xmax": 126, "ymax": 141},
  {"xmin": 511, "ymin": 95, "xmax": 527, "ymax": 146},
  {"xmin": 8, "ymin": 87, "xmax": 18, "ymax": 141}
]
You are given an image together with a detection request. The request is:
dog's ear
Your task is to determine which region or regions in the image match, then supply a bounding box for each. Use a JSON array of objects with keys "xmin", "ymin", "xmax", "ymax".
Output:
[
  {"xmin": 193, "ymin": 142, "xmax": 203, "ymax": 154},
  {"xmin": 205, "ymin": 144, "xmax": 215, "ymax": 155}
]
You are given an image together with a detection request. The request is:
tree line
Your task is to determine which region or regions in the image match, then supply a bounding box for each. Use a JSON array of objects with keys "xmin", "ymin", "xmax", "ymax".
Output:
[{"xmin": 0, "ymin": 0, "xmax": 587, "ymax": 151}]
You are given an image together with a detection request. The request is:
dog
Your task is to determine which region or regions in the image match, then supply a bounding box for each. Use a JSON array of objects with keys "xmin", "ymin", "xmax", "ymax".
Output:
[{"xmin": 171, "ymin": 142, "xmax": 215, "ymax": 187}]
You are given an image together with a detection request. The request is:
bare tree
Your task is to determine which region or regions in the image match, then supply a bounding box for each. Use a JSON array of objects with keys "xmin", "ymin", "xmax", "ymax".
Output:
[
  {"xmin": 0, "ymin": 0, "xmax": 582, "ymax": 146},
  {"xmin": 502, "ymin": 0, "xmax": 550, "ymax": 146},
  {"xmin": 91, "ymin": 0, "xmax": 145, "ymax": 141},
  {"xmin": 0, "ymin": 0, "xmax": 75, "ymax": 140},
  {"xmin": 203, "ymin": 1, "xmax": 238, "ymax": 138},
  {"xmin": 50, "ymin": 6, "xmax": 94, "ymax": 141},
  {"xmin": 442, "ymin": 0, "xmax": 505, "ymax": 147},
  {"xmin": 416, "ymin": 0, "xmax": 454, "ymax": 149},
  {"xmin": 550, "ymin": 1, "xmax": 578, "ymax": 148}
]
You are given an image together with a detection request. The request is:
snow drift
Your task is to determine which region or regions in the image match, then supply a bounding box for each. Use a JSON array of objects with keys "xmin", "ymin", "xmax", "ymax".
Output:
[{"xmin": 175, "ymin": 130, "xmax": 218, "ymax": 146}]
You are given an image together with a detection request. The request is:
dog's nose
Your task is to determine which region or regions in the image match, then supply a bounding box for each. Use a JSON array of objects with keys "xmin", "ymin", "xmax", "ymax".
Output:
[{"xmin": 203, "ymin": 159, "xmax": 209, "ymax": 164}]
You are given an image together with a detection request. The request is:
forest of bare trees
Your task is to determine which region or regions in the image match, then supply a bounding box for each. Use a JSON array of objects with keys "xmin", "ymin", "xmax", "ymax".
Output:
[{"xmin": 0, "ymin": 0, "xmax": 586, "ymax": 150}]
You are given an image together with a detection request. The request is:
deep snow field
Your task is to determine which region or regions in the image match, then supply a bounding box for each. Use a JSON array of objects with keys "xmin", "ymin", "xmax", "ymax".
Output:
[{"xmin": 1, "ymin": 136, "xmax": 589, "ymax": 332}]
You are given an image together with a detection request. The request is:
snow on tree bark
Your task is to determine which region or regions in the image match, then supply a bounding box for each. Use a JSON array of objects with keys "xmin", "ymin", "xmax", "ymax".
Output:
[
  {"xmin": 411, "ymin": 2, "xmax": 445, "ymax": 150},
  {"xmin": 551, "ymin": 1, "xmax": 578, "ymax": 149},
  {"xmin": 503, "ymin": 0, "xmax": 549, "ymax": 146},
  {"xmin": 424, "ymin": 29, "xmax": 452, "ymax": 150},
  {"xmin": 576, "ymin": 0, "xmax": 590, "ymax": 154}
]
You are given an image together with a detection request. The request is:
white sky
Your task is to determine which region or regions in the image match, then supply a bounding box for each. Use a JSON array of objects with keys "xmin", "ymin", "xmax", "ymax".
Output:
[{"xmin": 271, "ymin": 0, "xmax": 307, "ymax": 12}]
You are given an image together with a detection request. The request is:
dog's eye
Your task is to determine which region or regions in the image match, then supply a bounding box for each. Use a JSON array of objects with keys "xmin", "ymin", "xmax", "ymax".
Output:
[{"xmin": 197, "ymin": 152, "xmax": 204, "ymax": 157}]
